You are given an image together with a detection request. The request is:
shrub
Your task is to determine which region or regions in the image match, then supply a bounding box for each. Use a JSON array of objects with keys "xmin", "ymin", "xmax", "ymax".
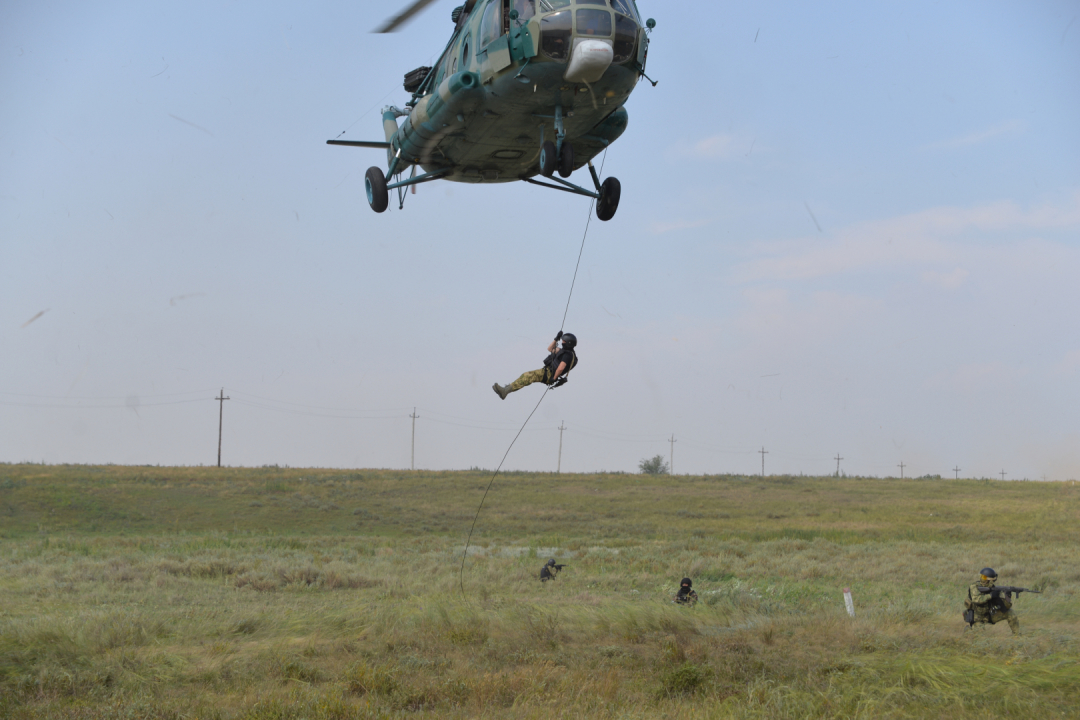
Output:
[{"xmin": 639, "ymin": 455, "xmax": 669, "ymax": 475}]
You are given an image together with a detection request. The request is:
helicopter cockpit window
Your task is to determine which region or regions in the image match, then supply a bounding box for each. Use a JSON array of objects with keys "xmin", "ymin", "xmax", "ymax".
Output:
[
  {"xmin": 576, "ymin": 8, "xmax": 612, "ymax": 37},
  {"xmin": 480, "ymin": 1, "xmax": 501, "ymax": 48},
  {"xmin": 612, "ymin": 12, "xmax": 636, "ymax": 63},
  {"xmin": 513, "ymin": 0, "xmax": 535, "ymax": 22},
  {"xmin": 540, "ymin": 10, "xmax": 572, "ymax": 61},
  {"xmin": 610, "ymin": 0, "xmax": 641, "ymax": 24},
  {"xmin": 537, "ymin": 0, "xmax": 571, "ymax": 12}
]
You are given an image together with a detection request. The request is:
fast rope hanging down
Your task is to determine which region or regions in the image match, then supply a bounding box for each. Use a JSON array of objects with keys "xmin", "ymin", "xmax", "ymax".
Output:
[{"xmin": 459, "ymin": 153, "xmax": 604, "ymax": 605}]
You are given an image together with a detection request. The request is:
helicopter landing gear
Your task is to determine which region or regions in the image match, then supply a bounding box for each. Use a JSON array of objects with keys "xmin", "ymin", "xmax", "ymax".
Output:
[
  {"xmin": 522, "ymin": 160, "xmax": 621, "ymax": 221},
  {"xmin": 596, "ymin": 176, "xmax": 621, "ymax": 221},
  {"xmin": 365, "ymin": 166, "xmax": 388, "ymax": 213},
  {"xmin": 558, "ymin": 142, "xmax": 574, "ymax": 178},
  {"xmin": 539, "ymin": 141, "xmax": 557, "ymax": 177}
]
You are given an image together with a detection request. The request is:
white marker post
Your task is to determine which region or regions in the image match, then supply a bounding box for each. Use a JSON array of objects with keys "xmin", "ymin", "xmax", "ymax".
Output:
[{"xmin": 844, "ymin": 587, "xmax": 856, "ymax": 618}]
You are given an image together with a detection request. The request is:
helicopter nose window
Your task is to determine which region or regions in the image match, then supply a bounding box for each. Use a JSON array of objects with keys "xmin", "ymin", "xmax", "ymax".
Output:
[
  {"xmin": 537, "ymin": 0, "xmax": 570, "ymax": 10},
  {"xmin": 576, "ymin": 8, "xmax": 612, "ymax": 37},
  {"xmin": 540, "ymin": 10, "xmax": 572, "ymax": 61},
  {"xmin": 612, "ymin": 13, "xmax": 637, "ymax": 63}
]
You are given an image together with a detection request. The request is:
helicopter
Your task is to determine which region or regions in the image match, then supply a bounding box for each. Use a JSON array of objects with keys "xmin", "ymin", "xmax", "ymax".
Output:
[{"xmin": 327, "ymin": 0, "xmax": 657, "ymax": 221}]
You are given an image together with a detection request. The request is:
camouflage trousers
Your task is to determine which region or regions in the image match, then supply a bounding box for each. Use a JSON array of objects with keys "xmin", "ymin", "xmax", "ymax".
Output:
[
  {"xmin": 974, "ymin": 609, "xmax": 1020, "ymax": 634},
  {"xmin": 506, "ymin": 368, "xmax": 550, "ymax": 393}
]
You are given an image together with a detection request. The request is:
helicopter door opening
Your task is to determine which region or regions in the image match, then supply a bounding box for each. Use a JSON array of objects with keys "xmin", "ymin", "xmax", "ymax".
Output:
[{"xmin": 513, "ymin": 0, "xmax": 535, "ymax": 23}]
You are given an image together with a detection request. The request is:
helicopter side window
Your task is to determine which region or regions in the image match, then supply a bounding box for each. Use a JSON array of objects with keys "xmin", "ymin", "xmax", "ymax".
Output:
[
  {"xmin": 576, "ymin": 8, "xmax": 612, "ymax": 37},
  {"xmin": 540, "ymin": 10, "xmax": 572, "ymax": 61},
  {"xmin": 480, "ymin": 0, "xmax": 501, "ymax": 48},
  {"xmin": 612, "ymin": 13, "xmax": 637, "ymax": 63},
  {"xmin": 513, "ymin": 0, "xmax": 535, "ymax": 22}
]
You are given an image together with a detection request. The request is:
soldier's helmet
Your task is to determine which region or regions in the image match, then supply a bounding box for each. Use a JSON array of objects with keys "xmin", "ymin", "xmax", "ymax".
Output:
[
  {"xmin": 546, "ymin": 559, "xmax": 557, "ymax": 567},
  {"xmin": 980, "ymin": 567, "xmax": 998, "ymax": 579},
  {"xmin": 681, "ymin": 577, "xmax": 692, "ymax": 588},
  {"xmin": 561, "ymin": 333, "xmax": 577, "ymax": 349}
]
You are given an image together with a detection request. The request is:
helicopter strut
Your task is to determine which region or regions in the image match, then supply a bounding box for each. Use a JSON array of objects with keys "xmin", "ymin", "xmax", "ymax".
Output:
[{"xmin": 522, "ymin": 159, "xmax": 621, "ymax": 221}]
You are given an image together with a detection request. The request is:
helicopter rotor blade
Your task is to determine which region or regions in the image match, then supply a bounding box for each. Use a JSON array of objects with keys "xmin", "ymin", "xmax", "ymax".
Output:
[{"xmin": 374, "ymin": 0, "xmax": 440, "ymax": 33}]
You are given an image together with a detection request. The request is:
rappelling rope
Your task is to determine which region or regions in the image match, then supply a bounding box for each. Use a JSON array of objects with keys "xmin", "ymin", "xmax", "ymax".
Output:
[{"xmin": 459, "ymin": 151, "xmax": 608, "ymax": 605}]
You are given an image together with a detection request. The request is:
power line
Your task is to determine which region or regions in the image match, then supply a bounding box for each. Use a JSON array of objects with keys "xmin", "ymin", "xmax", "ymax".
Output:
[
  {"xmin": 669, "ymin": 434, "xmax": 677, "ymax": 475},
  {"xmin": 897, "ymin": 461, "xmax": 905, "ymax": 479},
  {"xmin": 0, "ymin": 397, "xmax": 209, "ymax": 410},
  {"xmin": 834, "ymin": 453, "xmax": 844, "ymax": 477},
  {"xmin": 953, "ymin": 465, "xmax": 961, "ymax": 480},
  {"xmin": 759, "ymin": 446, "xmax": 768, "ymax": 477},
  {"xmin": 0, "ymin": 389, "xmax": 216, "ymax": 401}
]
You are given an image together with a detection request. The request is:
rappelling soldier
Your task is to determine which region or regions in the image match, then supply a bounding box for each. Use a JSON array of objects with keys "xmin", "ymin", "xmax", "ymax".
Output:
[
  {"xmin": 540, "ymin": 558, "xmax": 566, "ymax": 582},
  {"xmin": 964, "ymin": 567, "xmax": 1021, "ymax": 635},
  {"xmin": 673, "ymin": 578, "xmax": 698, "ymax": 607},
  {"xmin": 493, "ymin": 331, "xmax": 578, "ymax": 399}
]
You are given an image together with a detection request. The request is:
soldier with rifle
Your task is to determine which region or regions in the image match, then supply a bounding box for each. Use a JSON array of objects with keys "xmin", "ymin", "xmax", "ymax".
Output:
[
  {"xmin": 673, "ymin": 577, "xmax": 699, "ymax": 607},
  {"xmin": 540, "ymin": 558, "xmax": 567, "ymax": 582},
  {"xmin": 964, "ymin": 567, "xmax": 1039, "ymax": 635}
]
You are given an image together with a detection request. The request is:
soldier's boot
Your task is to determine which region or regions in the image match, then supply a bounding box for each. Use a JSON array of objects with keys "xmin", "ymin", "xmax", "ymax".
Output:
[
  {"xmin": 492, "ymin": 383, "xmax": 510, "ymax": 400},
  {"xmin": 1008, "ymin": 615, "xmax": 1020, "ymax": 635}
]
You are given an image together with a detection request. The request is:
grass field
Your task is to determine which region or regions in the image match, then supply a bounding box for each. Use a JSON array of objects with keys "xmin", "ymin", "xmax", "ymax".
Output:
[{"xmin": 1, "ymin": 464, "xmax": 1078, "ymax": 718}]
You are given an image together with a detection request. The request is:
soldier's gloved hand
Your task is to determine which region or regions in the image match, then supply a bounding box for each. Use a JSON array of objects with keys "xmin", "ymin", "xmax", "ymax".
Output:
[{"xmin": 554, "ymin": 331, "xmax": 563, "ymax": 342}]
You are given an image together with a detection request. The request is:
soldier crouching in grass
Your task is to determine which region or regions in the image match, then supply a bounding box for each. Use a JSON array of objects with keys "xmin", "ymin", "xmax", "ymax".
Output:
[
  {"xmin": 673, "ymin": 577, "xmax": 698, "ymax": 607},
  {"xmin": 965, "ymin": 567, "xmax": 1022, "ymax": 635},
  {"xmin": 540, "ymin": 558, "xmax": 566, "ymax": 582}
]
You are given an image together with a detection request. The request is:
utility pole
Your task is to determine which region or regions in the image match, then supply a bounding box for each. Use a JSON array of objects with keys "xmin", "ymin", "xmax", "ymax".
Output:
[
  {"xmin": 834, "ymin": 453, "xmax": 844, "ymax": 477},
  {"xmin": 759, "ymin": 446, "xmax": 768, "ymax": 477},
  {"xmin": 999, "ymin": 469, "xmax": 1007, "ymax": 481},
  {"xmin": 410, "ymin": 408, "xmax": 419, "ymax": 471},
  {"xmin": 669, "ymin": 434, "xmax": 677, "ymax": 475},
  {"xmin": 215, "ymin": 388, "xmax": 230, "ymax": 468},
  {"xmin": 953, "ymin": 466, "xmax": 961, "ymax": 480},
  {"xmin": 897, "ymin": 461, "xmax": 906, "ymax": 479},
  {"xmin": 557, "ymin": 421, "xmax": 566, "ymax": 474}
]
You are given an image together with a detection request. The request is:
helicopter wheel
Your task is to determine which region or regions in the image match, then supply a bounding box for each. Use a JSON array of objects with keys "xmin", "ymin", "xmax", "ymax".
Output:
[
  {"xmin": 539, "ymin": 141, "xmax": 557, "ymax": 177},
  {"xmin": 596, "ymin": 176, "xmax": 621, "ymax": 221},
  {"xmin": 558, "ymin": 142, "xmax": 574, "ymax": 178},
  {"xmin": 365, "ymin": 166, "xmax": 389, "ymax": 213}
]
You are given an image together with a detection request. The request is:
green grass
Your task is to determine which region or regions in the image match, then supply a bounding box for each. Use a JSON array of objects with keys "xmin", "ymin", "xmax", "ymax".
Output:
[{"xmin": 1, "ymin": 464, "xmax": 1078, "ymax": 718}]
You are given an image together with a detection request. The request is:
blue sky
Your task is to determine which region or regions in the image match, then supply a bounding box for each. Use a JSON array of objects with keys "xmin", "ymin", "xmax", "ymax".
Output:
[{"xmin": 2, "ymin": 0, "xmax": 1078, "ymax": 478}]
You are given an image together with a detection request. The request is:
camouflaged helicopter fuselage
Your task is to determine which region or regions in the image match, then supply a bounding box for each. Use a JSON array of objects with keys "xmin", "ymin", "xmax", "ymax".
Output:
[{"xmin": 388, "ymin": 2, "xmax": 647, "ymax": 183}]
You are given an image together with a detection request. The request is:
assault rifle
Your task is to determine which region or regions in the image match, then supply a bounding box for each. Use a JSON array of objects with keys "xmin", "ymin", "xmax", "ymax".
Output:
[{"xmin": 976, "ymin": 585, "xmax": 1041, "ymax": 599}]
